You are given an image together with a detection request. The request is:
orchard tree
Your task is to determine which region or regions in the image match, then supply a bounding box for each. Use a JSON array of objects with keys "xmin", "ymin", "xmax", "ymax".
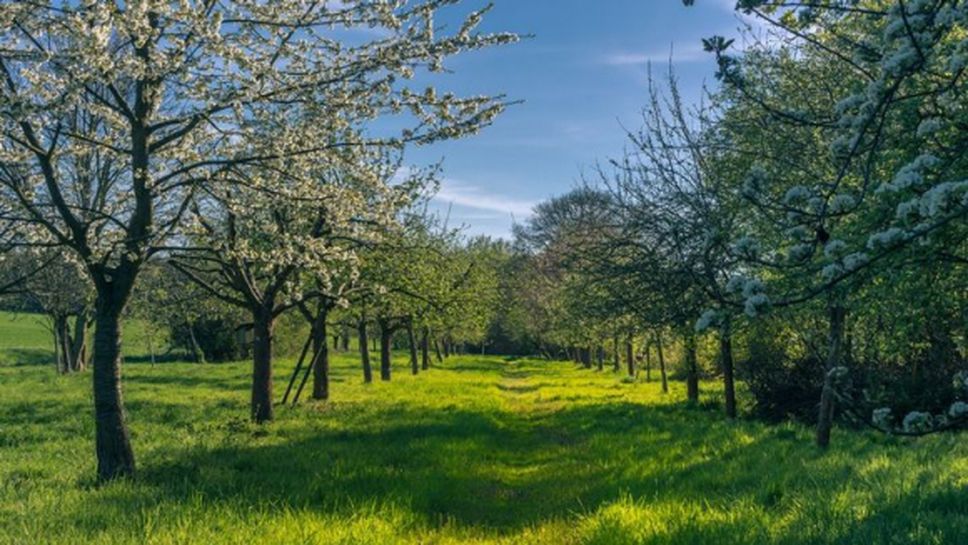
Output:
[
  {"xmin": 602, "ymin": 69, "xmax": 749, "ymax": 416},
  {"xmin": 514, "ymin": 188, "xmax": 616, "ymax": 360},
  {"xmin": 0, "ymin": 0, "xmax": 516, "ymax": 480},
  {"xmin": 8, "ymin": 250, "xmax": 93, "ymax": 373},
  {"xmin": 690, "ymin": 0, "xmax": 968, "ymax": 444}
]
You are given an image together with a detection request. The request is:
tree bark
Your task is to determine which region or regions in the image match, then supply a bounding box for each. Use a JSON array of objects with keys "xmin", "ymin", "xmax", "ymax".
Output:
[
  {"xmin": 407, "ymin": 319, "xmax": 419, "ymax": 376},
  {"xmin": 644, "ymin": 342, "xmax": 652, "ymax": 382},
  {"xmin": 92, "ymin": 299, "xmax": 136, "ymax": 481},
  {"xmin": 443, "ymin": 339, "xmax": 451, "ymax": 359},
  {"xmin": 70, "ymin": 312, "xmax": 88, "ymax": 372},
  {"xmin": 250, "ymin": 306, "xmax": 274, "ymax": 423},
  {"xmin": 379, "ymin": 319, "xmax": 393, "ymax": 381},
  {"xmin": 816, "ymin": 303, "xmax": 847, "ymax": 448},
  {"xmin": 358, "ymin": 317, "xmax": 372, "ymax": 383},
  {"xmin": 625, "ymin": 336, "xmax": 635, "ymax": 378},
  {"xmin": 340, "ymin": 324, "xmax": 350, "ymax": 352},
  {"xmin": 581, "ymin": 347, "xmax": 592, "ymax": 369},
  {"xmin": 656, "ymin": 334, "xmax": 668, "ymax": 393},
  {"xmin": 720, "ymin": 318, "xmax": 737, "ymax": 419},
  {"xmin": 421, "ymin": 327, "xmax": 430, "ymax": 370},
  {"xmin": 596, "ymin": 346, "xmax": 604, "ymax": 371},
  {"xmin": 187, "ymin": 320, "xmax": 206, "ymax": 364},
  {"xmin": 53, "ymin": 314, "xmax": 70, "ymax": 374},
  {"xmin": 612, "ymin": 335, "xmax": 620, "ymax": 372},
  {"xmin": 312, "ymin": 305, "xmax": 329, "ymax": 401},
  {"xmin": 434, "ymin": 339, "xmax": 444, "ymax": 363},
  {"xmin": 685, "ymin": 332, "xmax": 699, "ymax": 404}
]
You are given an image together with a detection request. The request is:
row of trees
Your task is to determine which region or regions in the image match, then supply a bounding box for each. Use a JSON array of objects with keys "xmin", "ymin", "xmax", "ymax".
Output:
[
  {"xmin": 2, "ymin": 0, "xmax": 965, "ymax": 483},
  {"xmin": 503, "ymin": 0, "xmax": 968, "ymax": 445},
  {"xmin": 0, "ymin": 1, "xmax": 517, "ymax": 481}
]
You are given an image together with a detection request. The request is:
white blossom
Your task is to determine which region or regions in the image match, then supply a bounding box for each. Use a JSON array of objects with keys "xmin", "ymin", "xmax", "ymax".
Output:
[
  {"xmin": 823, "ymin": 240, "xmax": 847, "ymax": 258},
  {"xmin": 783, "ymin": 186, "xmax": 812, "ymax": 205},
  {"xmin": 867, "ymin": 228, "xmax": 907, "ymax": 250},
  {"xmin": 829, "ymin": 194, "xmax": 856, "ymax": 214},
  {"xmin": 730, "ymin": 236, "xmax": 760, "ymax": 259},
  {"xmin": 901, "ymin": 411, "xmax": 933, "ymax": 433},
  {"xmin": 872, "ymin": 407, "xmax": 893, "ymax": 428},
  {"xmin": 744, "ymin": 293, "xmax": 770, "ymax": 318},
  {"xmin": 948, "ymin": 402, "xmax": 968, "ymax": 420},
  {"xmin": 695, "ymin": 309, "xmax": 721, "ymax": 332}
]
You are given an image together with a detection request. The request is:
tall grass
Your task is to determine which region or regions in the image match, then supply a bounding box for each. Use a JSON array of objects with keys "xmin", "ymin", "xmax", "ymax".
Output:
[{"xmin": 0, "ymin": 316, "xmax": 965, "ymax": 544}]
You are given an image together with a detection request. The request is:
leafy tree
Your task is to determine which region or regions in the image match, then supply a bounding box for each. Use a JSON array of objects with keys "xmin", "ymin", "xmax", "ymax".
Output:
[
  {"xmin": 689, "ymin": 0, "xmax": 968, "ymax": 442},
  {"xmin": 3, "ymin": 249, "xmax": 92, "ymax": 373},
  {"xmin": 0, "ymin": 0, "xmax": 516, "ymax": 479}
]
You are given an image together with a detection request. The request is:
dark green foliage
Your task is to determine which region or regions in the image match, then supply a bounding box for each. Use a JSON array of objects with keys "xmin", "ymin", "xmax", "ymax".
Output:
[{"xmin": 170, "ymin": 318, "xmax": 243, "ymax": 363}]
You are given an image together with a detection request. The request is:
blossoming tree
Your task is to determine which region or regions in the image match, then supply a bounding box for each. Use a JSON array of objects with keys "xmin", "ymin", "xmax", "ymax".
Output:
[{"xmin": 0, "ymin": 0, "xmax": 515, "ymax": 480}]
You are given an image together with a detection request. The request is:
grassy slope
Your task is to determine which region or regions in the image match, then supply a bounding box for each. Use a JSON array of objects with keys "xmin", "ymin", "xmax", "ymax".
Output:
[
  {"xmin": 0, "ymin": 311, "xmax": 162, "ymax": 367},
  {"xmin": 0, "ymin": 317, "xmax": 966, "ymax": 544}
]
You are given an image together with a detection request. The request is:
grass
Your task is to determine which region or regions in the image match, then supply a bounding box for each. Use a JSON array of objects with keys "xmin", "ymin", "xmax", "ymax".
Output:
[
  {"xmin": 0, "ymin": 311, "xmax": 55, "ymax": 366},
  {"xmin": 0, "ymin": 311, "xmax": 163, "ymax": 367},
  {"xmin": 1, "ymin": 315, "xmax": 966, "ymax": 544}
]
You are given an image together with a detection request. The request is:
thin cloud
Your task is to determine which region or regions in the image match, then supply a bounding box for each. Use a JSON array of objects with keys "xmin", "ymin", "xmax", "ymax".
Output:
[
  {"xmin": 434, "ymin": 179, "xmax": 537, "ymax": 218},
  {"xmin": 602, "ymin": 44, "xmax": 710, "ymax": 67}
]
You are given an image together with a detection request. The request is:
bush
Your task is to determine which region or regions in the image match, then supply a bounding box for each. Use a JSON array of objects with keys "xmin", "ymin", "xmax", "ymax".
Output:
[{"xmin": 171, "ymin": 318, "xmax": 243, "ymax": 363}]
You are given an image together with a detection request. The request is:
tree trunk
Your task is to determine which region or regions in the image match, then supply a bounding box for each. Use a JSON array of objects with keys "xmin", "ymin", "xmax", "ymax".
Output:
[
  {"xmin": 407, "ymin": 319, "xmax": 419, "ymax": 376},
  {"xmin": 421, "ymin": 327, "xmax": 431, "ymax": 370},
  {"xmin": 70, "ymin": 313, "xmax": 88, "ymax": 372},
  {"xmin": 434, "ymin": 339, "xmax": 444, "ymax": 363},
  {"xmin": 656, "ymin": 334, "xmax": 668, "ymax": 393},
  {"xmin": 644, "ymin": 342, "xmax": 652, "ymax": 382},
  {"xmin": 596, "ymin": 346, "xmax": 604, "ymax": 371},
  {"xmin": 685, "ymin": 333, "xmax": 699, "ymax": 404},
  {"xmin": 92, "ymin": 299, "xmax": 136, "ymax": 481},
  {"xmin": 379, "ymin": 319, "xmax": 393, "ymax": 381},
  {"xmin": 187, "ymin": 320, "xmax": 206, "ymax": 364},
  {"xmin": 816, "ymin": 303, "xmax": 847, "ymax": 448},
  {"xmin": 341, "ymin": 324, "xmax": 350, "ymax": 352},
  {"xmin": 358, "ymin": 317, "xmax": 372, "ymax": 383},
  {"xmin": 443, "ymin": 339, "xmax": 451, "ymax": 359},
  {"xmin": 612, "ymin": 335, "xmax": 620, "ymax": 372},
  {"xmin": 582, "ymin": 347, "xmax": 592, "ymax": 369},
  {"xmin": 146, "ymin": 325, "xmax": 156, "ymax": 367},
  {"xmin": 625, "ymin": 336, "xmax": 635, "ymax": 378},
  {"xmin": 250, "ymin": 307, "xmax": 274, "ymax": 423},
  {"xmin": 53, "ymin": 314, "xmax": 70, "ymax": 374},
  {"xmin": 312, "ymin": 305, "xmax": 329, "ymax": 401},
  {"xmin": 721, "ymin": 318, "xmax": 737, "ymax": 419}
]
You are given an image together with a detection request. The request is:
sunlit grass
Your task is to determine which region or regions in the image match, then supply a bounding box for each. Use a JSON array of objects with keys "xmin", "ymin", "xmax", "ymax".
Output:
[{"xmin": 0, "ymin": 317, "xmax": 966, "ymax": 544}]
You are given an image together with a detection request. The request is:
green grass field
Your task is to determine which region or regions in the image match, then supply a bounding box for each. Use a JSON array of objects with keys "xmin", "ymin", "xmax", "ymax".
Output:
[{"xmin": 1, "ymin": 314, "xmax": 966, "ymax": 544}]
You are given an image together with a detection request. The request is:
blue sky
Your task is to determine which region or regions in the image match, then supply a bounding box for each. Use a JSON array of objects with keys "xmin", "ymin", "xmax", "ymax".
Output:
[{"xmin": 405, "ymin": 0, "xmax": 758, "ymax": 238}]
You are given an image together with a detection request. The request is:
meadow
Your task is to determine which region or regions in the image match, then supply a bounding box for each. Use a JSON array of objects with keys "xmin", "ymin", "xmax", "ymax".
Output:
[{"xmin": 0, "ymin": 312, "xmax": 966, "ymax": 545}]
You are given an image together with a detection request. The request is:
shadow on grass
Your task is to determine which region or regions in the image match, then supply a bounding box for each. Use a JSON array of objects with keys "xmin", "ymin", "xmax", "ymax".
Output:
[
  {"xmin": 0, "ymin": 348, "xmax": 53, "ymax": 367},
  {"xmin": 126, "ymin": 372, "xmax": 249, "ymax": 390},
  {"xmin": 119, "ymin": 399, "xmax": 874, "ymax": 535},
  {"xmin": 123, "ymin": 353, "xmax": 194, "ymax": 365},
  {"xmin": 28, "ymin": 357, "xmax": 964, "ymax": 542}
]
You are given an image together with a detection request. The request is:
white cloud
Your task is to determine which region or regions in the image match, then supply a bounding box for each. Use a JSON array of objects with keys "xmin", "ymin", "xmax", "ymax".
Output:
[
  {"xmin": 602, "ymin": 44, "xmax": 710, "ymax": 67},
  {"xmin": 433, "ymin": 179, "xmax": 538, "ymax": 218}
]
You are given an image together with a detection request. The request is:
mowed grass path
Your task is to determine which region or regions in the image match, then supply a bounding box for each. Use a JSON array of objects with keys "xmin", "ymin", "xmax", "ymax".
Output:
[{"xmin": 1, "ymin": 323, "xmax": 967, "ymax": 543}]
